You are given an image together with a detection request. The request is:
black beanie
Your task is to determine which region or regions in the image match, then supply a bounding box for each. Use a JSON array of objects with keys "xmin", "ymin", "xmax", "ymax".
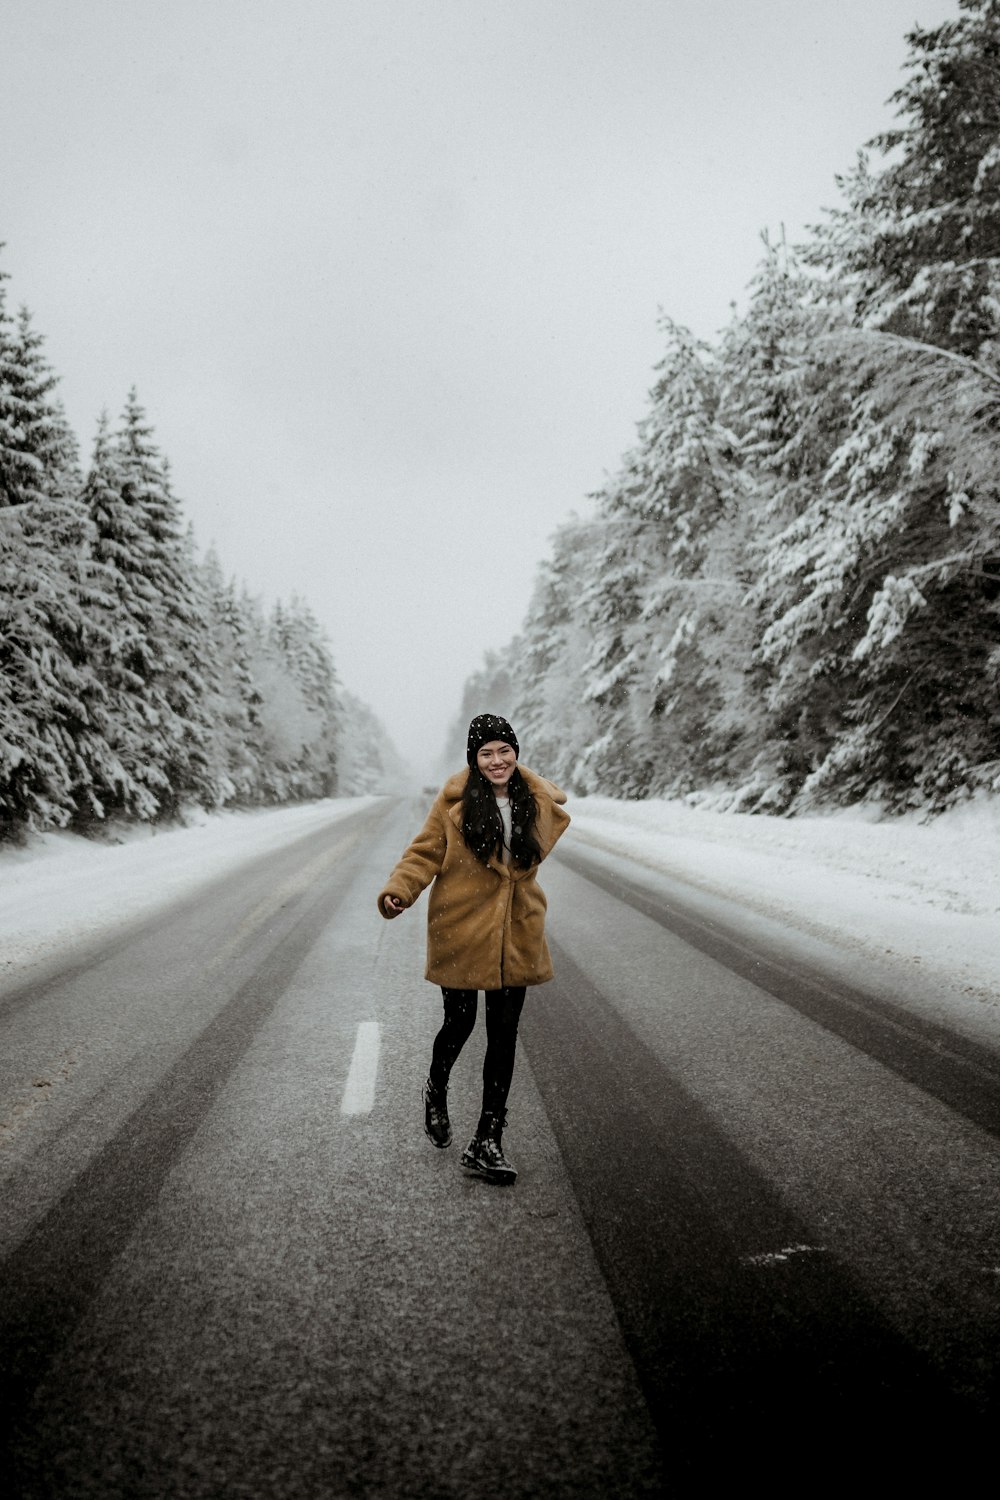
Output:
[{"xmin": 466, "ymin": 713, "xmax": 519, "ymax": 765}]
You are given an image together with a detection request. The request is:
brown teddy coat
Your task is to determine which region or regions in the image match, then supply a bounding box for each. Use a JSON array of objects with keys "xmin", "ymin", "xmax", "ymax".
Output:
[{"xmin": 377, "ymin": 765, "xmax": 570, "ymax": 989}]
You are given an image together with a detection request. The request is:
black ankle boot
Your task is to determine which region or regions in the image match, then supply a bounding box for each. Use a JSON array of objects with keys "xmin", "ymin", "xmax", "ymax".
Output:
[
  {"xmin": 461, "ymin": 1111, "xmax": 517, "ymax": 1184},
  {"xmin": 423, "ymin": 1077, "xmax": 452, "ymax": 1148}
]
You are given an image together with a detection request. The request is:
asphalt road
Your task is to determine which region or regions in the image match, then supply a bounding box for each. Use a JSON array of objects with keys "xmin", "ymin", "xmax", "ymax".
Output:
[{"xmin": 1, "ymin": 798, "xmax": 997, "ymax": 1497}]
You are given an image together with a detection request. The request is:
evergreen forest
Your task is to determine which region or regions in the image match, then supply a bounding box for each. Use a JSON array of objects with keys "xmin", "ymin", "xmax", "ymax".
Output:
[
  {"xmin": 455, "ymin": 1, "xmax": 1000, "ymax": 815},
  {"xmin": 0, "ymin": 287, "xmax": 397, "ymax": 840}
]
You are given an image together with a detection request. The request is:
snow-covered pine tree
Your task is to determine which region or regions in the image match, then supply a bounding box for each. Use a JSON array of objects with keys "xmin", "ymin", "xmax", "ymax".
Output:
[
  {"xmin": 818, "ymin": 0, "xmax": 1000, "ymax": 358},
  {"xmin": 237, "ymin": 591, "xmax": 294, "ymax": 802},
  {"xmin": 576, "ymin": 318, "xmax": 742, "ymax": 797},
  {"xmin": 794, "ymin": 334, "xmax": 1000, "ymax": 807},
  {"xmin": 570, "ymin": 506, "xmax": 647, "ymax": 794},
  {"xmin": 513, "ymin": 520, "xmax": 603, "ymax": 789},
  {"xmin": 86, "ymin": 389, "xmax": 219, "ymax": 819},
  {"xmin": 762, "ymin": 0, "xmax": 1000, "ymax": 808},
  {"xmin": 77, "ymin": 412, "xmax": 162, "ymax": 821},
  {"xmin": 0, "ymin": 286, "xmax": 113, "ymax": 835},
  {"xmin": 720, "ymin": 239, "xmax": 861, "ymax": 809},
  {"xmin": 195, "ymin": 546, "xmax": 265, "ymax": 804},
  {"xmin": 262, "ymin": 597, "xmax": 340, "ymax": 799}
]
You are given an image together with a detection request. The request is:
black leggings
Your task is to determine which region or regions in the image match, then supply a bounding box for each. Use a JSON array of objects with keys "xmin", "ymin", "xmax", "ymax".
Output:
[{"xmin": 429, "ymin": 986, "xmax": 527, "ymax": 1120}]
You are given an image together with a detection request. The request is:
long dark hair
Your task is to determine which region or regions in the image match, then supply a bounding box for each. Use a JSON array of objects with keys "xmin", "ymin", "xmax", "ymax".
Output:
[{"xmin": 461, "ymin": 765, "xmax": 542, "ymax": 868}]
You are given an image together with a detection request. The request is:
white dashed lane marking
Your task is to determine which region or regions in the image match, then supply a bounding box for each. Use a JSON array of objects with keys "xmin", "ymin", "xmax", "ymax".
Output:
[
  {"xmin": 740, "ymin": 1244, "xmax": 826, "ymax": 1268},
  {"xmin": 340, "ymin": 1022, "xmax": 381, "ymax": 1115}
]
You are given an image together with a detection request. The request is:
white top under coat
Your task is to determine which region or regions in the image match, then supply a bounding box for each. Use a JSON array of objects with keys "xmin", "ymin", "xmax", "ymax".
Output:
[{"xmin": 495, "ymin": 794, "xmax": 512, "ymax": 865}]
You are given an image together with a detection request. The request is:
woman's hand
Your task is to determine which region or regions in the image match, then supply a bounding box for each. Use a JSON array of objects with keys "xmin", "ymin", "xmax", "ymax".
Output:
[{"xmin": 381, "ymin": 894, "xmax": 406, "ymax": 919}]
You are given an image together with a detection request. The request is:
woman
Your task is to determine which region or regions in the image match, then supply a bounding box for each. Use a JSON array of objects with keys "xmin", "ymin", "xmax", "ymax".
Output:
[{"xmin": 378, "ymin": 713, "xmax": 570, "ymax": 1184}]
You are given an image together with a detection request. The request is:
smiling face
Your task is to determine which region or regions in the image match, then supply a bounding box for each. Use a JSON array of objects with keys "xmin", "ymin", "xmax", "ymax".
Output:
[{"xmin": 476, "ymin": 739, "xmax": 516, "ymax": 793}]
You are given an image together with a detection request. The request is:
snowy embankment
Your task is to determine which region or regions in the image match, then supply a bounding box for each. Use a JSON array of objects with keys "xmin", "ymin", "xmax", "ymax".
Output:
[
  {"xmin": 0, "ymin": 799, "xmax": 377, "ymax": 988},
  {"xmin": 1, "ymin": 793, "xmax": 997, "ymax": 1045},
  {"xmin": 570, "ymin": 794, "xmax": 1000, "ymax": 1042}
]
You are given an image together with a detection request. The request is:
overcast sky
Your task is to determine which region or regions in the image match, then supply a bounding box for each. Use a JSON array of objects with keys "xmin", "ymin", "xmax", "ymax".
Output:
[{"xmin": 2, "ymin": 0, "xmax": 959, "ymax": 777}]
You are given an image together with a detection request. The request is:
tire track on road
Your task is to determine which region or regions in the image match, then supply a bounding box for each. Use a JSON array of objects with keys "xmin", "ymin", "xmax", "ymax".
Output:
[
  {"xmin": 557, "ymin": 843, "xmax": 1000, "ymax": 1137},
  {"xmin": 522, "ymin": 938, "xmax": 990, "ymax": 1486},
  {"xmin": 0, "ymin": 810, "xmax": 378, "ymax": 1474}
]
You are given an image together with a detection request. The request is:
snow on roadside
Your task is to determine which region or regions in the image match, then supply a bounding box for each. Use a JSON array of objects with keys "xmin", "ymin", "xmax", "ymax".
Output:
[
  {"xmin": 0, "ymin": 799, "xmax": 378, "ymax": 987},
  {"xmin": 2, "ymin": 790, "xmax": 997, "ymax": 1042},
  {"xmin": 569, "ymin": 793, "xmax": 1000, "ymax": 1036}
]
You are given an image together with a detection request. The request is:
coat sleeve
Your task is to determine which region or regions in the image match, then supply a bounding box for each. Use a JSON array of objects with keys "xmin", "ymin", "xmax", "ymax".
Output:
[{"xmin": 377, "ymin": 802, "xmax": 449, "ymax": 915}]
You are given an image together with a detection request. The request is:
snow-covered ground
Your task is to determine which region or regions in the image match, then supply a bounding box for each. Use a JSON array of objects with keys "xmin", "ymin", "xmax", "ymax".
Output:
[{"xmin": 1, "ymin": 793, "xmax": 997, "ymax": 1045}]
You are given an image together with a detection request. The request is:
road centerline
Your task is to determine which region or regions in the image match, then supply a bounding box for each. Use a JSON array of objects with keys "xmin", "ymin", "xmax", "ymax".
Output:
[{"xmin": 341, "ymin": 1021, "xmax": 381, "ymax": 1116}]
